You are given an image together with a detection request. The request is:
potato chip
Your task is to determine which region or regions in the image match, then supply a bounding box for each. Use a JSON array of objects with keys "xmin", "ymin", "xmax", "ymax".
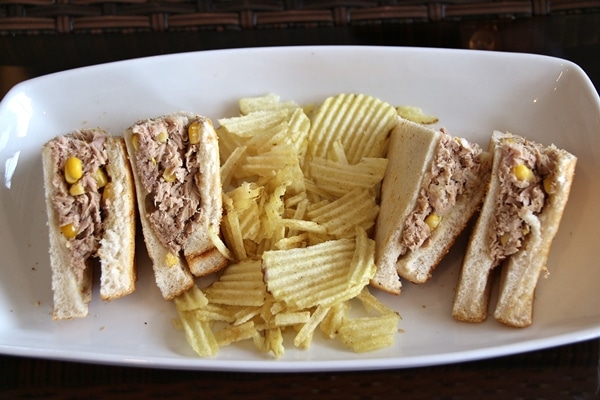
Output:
[
  {"xmin": 264, "ymin": 327, "xmax": 285, "ymax": 359},
  {"xmin": 319, "ymin": 302, "xmax": 349, "ymax": 339},
  {"xmin": 218, "ymin": 109, "xmax": 290, "ymax": 138},
  {"xmin": 174, "ymin": 284, "xmax": 209, "ymax": 311},
  {"xmin": 208, "ymin": 225, "xmax": 235, "ymax": 261},
  {"xmin": 239, "ymin": 93, "xmax": 300, "ymax": 115},
  {"xmin": 396, "ymin": 105, "xmax": 439, "ymax": 124},
  {"xmin": 274, "ymin": 311, "xmax": 311, "ymax": 327},
  {"xmin": 338, "ymin": 312, "xmax": 400, "ymax": 353},
  {"xmin": 256, "ymin": 185, "xmax": 286, "ymax": 244},
  {"xmin": 328, "ymin": 139, "xmax": 348, "ymax": 164},
  {"xmin": 242, "ymin": 145, "xmax": 301, "ymax": 179},
  {"xmin": 216, "ymin": 126, "xmax": 246, "ymax": 164},
  {"xmin": 244, "ymin": 121, "xmax": 289, "ymax": 154},
  {"xmin": 215, "ymin": 321, "xmax": 259, "ymax": 347},
  {"xmin": 356, "ymin": 287, "xmax": 400, "ymax": 316},
  {"xmin": 293, "ymin": 305, "xmax": 330, "ymax": 348},
  {"xmin": 347, "ymin": 227, "xmax": 376, "ymax": 286},
  {"xmin": 308, "ymin": 157, "xmax": 388, "ymax": 197},
  {"xmin": 222, "ymin": 182, "xmax": 263, "ymax": 248},
  {"xmin": 306, "ymin": 188, "xmax": 380, "ymax": 238},
  {"xmin": 205, "ymin": 259, "xmax": 266, "ymax": 307},
  {"xmin": 176, "ymin": 92, "xmax": 403, "ymax": 359},
  {"xmin": 263, "ymin": 232, "xmax": 375, "ymax": 310},
  {"xmin": 307, "ymin": 93, "xmax": 398, "ymax": 164},
  {"xmin": 221, "ymin": 209, "xmax": 247, "ymax": 261},
  {"xmin": 193, "ymin": 303, "xmax": 237, "ymax": 323},
  {"xmin": 280, "ymin": 219, "xmax": 326, "ymax": 234},
  {"xmin": 232, "ymin": 306, "xmax": 262, "ymax": 325},
  {"xmin": 226, "ymin": 182, "xmax": 263, "ymax": 212},
  {"xmin": 176, "ymin": 309, "xmax": 219, "ymax": 357},
  {"xmin": 220, "ymin": 145, "xmax": 247, "ymax": 189}
]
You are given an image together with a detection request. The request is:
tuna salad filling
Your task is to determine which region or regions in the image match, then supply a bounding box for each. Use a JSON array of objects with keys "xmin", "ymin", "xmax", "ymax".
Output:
[
  {"xmin": 489, "ymin": 139, "xmax": 557, "ymax": 263},
  {"xmin": 130, "ymin": 115, "xmax": 204, "ymax": 254},
  {"xmin": 48, "ymin": 130, "xmax": 110, "ymax": 282},
  {"xmin": 399, "ymin": 131, "xmax": 485, "ymax": 255}
]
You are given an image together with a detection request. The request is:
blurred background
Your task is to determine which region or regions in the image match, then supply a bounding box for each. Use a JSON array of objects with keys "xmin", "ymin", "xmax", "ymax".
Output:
[
  {"xmin": 1, "ymin": 1, "xmax": 600, "ymax": 398},
  {"xmin": 2, "ymin": 1, "xmax": 600, "ymax": 98}
]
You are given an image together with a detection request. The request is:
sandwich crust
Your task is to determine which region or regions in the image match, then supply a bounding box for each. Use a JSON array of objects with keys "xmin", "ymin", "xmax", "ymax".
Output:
[
  {"xmin": 42, "ymin": 142, "xmax": 93, "ymax": 318},
  {"xmin": 372, "ymin": 118, "xmax": 440, "ymax": 294},
  {"xmin": 97, "ymin": 137, "xmax": 137, "ymax": 301}
]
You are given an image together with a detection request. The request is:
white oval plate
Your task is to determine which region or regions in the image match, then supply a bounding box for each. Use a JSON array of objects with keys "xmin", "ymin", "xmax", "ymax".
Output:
[{"xmin": 0, "ymin": 46, "xmax": 599, "ymax": 372}]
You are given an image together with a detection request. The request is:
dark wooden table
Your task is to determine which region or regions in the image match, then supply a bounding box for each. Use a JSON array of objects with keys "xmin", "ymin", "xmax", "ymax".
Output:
[{"xmin": 1, "ymin": 7, "xmax": 600, "ymax": 399}]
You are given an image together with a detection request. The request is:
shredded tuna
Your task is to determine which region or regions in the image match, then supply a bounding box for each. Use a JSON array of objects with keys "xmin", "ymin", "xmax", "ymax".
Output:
[
  {"xmin": 48, "ymin": 130, "xmax": 109, "ymax": 282},
  {"xmin": 131, "ymin": 115, "xmax": 204, "ymax": 254},
  {"xmin": 488, "ymin": 139, "xmax": 556, "ymax": 262},
  {"xmin": 399, "ymin": 131, "xmax": 484, "ymax": 254}
]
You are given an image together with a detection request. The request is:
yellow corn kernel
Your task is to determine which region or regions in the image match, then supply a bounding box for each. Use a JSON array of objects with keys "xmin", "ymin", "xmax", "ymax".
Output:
[
  {"xmin": 69, "ymin": 181, "xmax": 85, "ymax": 196},
  {"xmin": 499, "ymin": 233, "xmax": 509, "ymax": 246},
  {"xmin": 94, "ymin": 168, "xmax": 108, "ymax": 188},
  {"xmin": 188, "ymin": 121, "xmax": 201, "ymax": 144},
  {"xmin": 522, "ymin": 224, "xmax": 530, "ymax": 236},
  {"xmin": 64, "ymin": 156, "xmax": 83, "ymax": 184},
  {"xmin": 162, "ymin": 168, "xmax": 176, "ymax": 183},
  {"xmin": 102, "ymin": 182, "xmax": 114, "ymax": 202},
  {"xmin": 165, "ymin": 252, "xmax": 178, "ymax": 267},
  {"xmin": 424, "ymin": 213, "xmax": 441, "ymax": 231},
  {"xmin": 543, "ymin": 177, "xmax": 555, "ymax": 194},
  {"xmin": 157, "ymin": 131, "xmax": 168, "ymax": 143},
  {"xmin": 60, "ymin": 223, "xmax": 77, "ymax": 239},
  {"xmin": 131, "ymin": 134, "xmax": 140, "ymax": 151},
  {"xmin": 512, "ymin": 164, "xmax": 535, "ymax": 182}
]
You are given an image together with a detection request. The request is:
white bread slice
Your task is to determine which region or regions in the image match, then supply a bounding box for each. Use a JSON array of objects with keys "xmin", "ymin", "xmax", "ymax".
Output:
[
  {"xmin": 452, "ymin": 131, "xmax": 577, "ymax": 327},
  {"xmin": 42, "ymin": 131, "xmax": 136, "ymax": 319},
  {"xmin": 43, "ymin": 142, "xmax": 92, "ymax": 318},
  {"xmin": 97, "ymin": 137, "xmax": 137, "ymax": 301},
  {"xmin": 373, "ymin": 118, "xmax": 440, "ymax": 294},
  {"xmin": 181, "ymin": 117, "xmax": 228, "ymax": 277},
  {"xmin": 493, "ymin": 141, "xmax": 576, "ymax": 327},
  {"xmin": 451, "ymin": 134, "xmax": 502, "ymax": 323},
  {"xmin": 124, "ymin": 113, "xmax": 227, "ymax": 300}
]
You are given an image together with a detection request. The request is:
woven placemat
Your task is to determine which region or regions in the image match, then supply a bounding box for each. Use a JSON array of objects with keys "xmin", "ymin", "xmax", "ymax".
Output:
[
  {"xmin": 0, "ymin": 339, "xmax": 598, "ymax": 399},
  {"xmin": 2, "ymin": 0, "xmax": 600, "ymax": 35}
]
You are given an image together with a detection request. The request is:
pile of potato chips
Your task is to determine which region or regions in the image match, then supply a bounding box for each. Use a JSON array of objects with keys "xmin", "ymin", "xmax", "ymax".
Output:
[{"xmin": 174, "ymin": 93, "xmax": 402, "ymax": 358}]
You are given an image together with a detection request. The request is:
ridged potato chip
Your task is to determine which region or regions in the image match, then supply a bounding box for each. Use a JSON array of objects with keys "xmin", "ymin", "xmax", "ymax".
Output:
[
  {"xmin": 308, "ymin": 157, "xmax": 388, "ymax": 197},
  {"xmin": 396, "ymin": 105, "xmax": 439, "ymax": 125},
  {"xmin": 204, "ymin": 259, "xmax": 266, "ymax": 307},
  {"xmin": 176, "ymin": 309, "xmax": 219, "ymax": 357},
  {"xmin": 307, "ymin": 93, "xmax": 398, "ymax": 164},
  {"xmin": 263, "ymin": 230, "xmax": 376, "ymax": 310},
  {"xmin": 175, "ymin": 93, "xmax": 402, "ymax": 359},
  {"xmin": 338, "ymin": 312, "xmax": 401, "ymax": 353},
  {"xmin": 306, "ymin": 188, "xmax": 380, "ymax": 238},
  {"xmin": 218, "ymin": 109, "xmax": 290, "ymax": 138},
  {"xmin": 239, "ymin": 93, "xmax": 300, "ymax": 115}
]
